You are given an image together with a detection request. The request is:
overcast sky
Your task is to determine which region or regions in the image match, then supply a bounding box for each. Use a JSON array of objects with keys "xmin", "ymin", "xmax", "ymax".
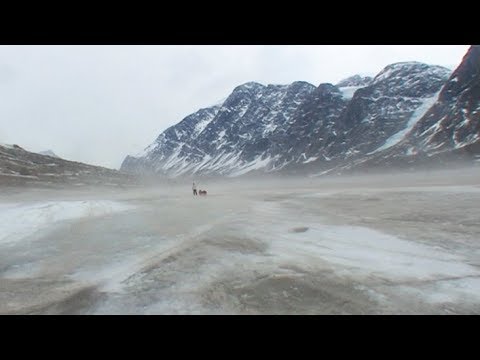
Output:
[{"xmin": 0, "ymin": 45, "xmax": 470, "ymax": 169}]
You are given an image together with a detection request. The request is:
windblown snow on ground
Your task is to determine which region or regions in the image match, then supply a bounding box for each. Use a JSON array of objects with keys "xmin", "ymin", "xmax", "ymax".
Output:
[
  {"xmin": 1, "ymin": 169, "xmax": 480, "ymax": 314},
  {"xmin": 0, "ymin": 200, "xmax": 134, "ymax": 245}
]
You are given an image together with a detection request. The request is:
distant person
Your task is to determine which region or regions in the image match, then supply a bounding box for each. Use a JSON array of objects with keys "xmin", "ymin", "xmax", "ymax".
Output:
[{"xmin": 192, "ymin": 181, "xmax": 197, "ymax": 196}]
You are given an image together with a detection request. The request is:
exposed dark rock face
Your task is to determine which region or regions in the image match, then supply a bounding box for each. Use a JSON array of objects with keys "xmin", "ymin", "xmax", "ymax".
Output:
[
  {"xmin": 404, "ymin": 46, "xmax": 480, "ymax": 156},
  {"xmin": 121, "ymin": 48, "xmax": 480, "ymax": 177},
  {"xmin": 122, "ymin": 81, "xmax": 318, "ymax": 176},
  {"xmin": 343, "ymin": 45, "xmax": 480, "ymax": 173}
]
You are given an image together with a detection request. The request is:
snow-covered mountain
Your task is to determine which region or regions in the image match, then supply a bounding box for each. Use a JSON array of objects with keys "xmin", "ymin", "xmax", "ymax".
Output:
[
  {"xmin": 122, "ymin": 81, "xmax": 318, "ymax": 176},
  {"xmin": 321, "ymin": 63, "xmax": 450, "ymax": 160},
  {"xmin": 331, "ymin": 45, "xmax": 480, "ymax": 173},
  {"xmin": 122, "ymin": 48, "xmax": 480, "ymax": 178},
  {"xmin": 402, "ymin": 45, "xmax": 480, "ymax": 157}
]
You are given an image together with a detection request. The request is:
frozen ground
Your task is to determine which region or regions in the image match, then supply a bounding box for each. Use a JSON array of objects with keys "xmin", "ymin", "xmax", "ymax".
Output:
[{"xmin": 1, "ymin": 167, "xmax": 480, "ymax": 314}]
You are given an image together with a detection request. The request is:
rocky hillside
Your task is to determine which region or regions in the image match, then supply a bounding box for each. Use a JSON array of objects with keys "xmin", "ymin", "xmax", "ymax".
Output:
[
  {"xmin": 333, "ymin": 45, "xmax": 480, "ymax": 173},
  {"xmin": 122, "ymin": 47, "xmax": 479, "ymax": 177},
  {"xmin": 0, "ymin": 143, "xmax": 136, "ymax": 187},
  {"xmin": 403, "ymin": 45, "xmax": 480, "ymax": 157},
  {"xmin": 123, "ymin": 81, "xmax": 317, "ymax": 176}
]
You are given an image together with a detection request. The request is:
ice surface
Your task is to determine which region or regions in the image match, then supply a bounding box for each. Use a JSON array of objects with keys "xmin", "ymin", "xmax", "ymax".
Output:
[
  {"xmin": 370, "ymin": 91, "xmax": 441, "ymax": 154},
  {"xmin": 2, "ymin": 170, "xmax": 480, "ymax": 314},
  {"xmin": 339, "ymin": 86, "xmax": 363, "ymax": 100},
  {"xmin": 0, "ymin": 200, "xmax": 134, "ymax": 245}
]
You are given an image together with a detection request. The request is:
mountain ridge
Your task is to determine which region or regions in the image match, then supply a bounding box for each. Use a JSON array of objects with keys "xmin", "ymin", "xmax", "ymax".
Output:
[{"xmin": 121, "ymin": 47, "xmax": 479, "ymax": 178}]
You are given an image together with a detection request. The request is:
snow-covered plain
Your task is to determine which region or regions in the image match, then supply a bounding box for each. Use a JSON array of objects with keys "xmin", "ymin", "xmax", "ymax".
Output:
[
  {"xmin": 1, "ymin": 168, "xmax": 479, "ymax": 314},
  {"xmin": 0, "ymin": 200, "xmax": 134, "ymax": 245}
]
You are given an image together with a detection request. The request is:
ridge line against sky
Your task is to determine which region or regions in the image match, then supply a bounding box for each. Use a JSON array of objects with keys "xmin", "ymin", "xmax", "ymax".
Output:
[{"xmin": 0, "ymin": 45, "xmax": 469, "ymax": 169}]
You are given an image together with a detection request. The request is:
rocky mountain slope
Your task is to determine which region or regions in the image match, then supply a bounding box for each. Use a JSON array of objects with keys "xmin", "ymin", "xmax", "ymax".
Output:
[
  {"xmin": 122, "ymin": 46, "xmax": 479, "ymax": 177},
  {"xmin": 0, "ymin": 143, "xmax": 136, "ymax": 187},
  {"xmin": 330, "ymin": 45, "xmax": 480, "ymax": 174},
  {"xmin": 123, "ymin": 81, "xmax": 318, "ymax": 176},
  {"xmin": 402, "ymin": 45, "xmax": 480, "ymax": 157}
]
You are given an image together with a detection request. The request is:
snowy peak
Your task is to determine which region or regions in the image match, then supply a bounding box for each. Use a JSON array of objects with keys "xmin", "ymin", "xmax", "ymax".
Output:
[
  {"xmin": 371, "ymin": 62, "xmax": 451, "ymax": 97},
  {"xmin": 234, "ymin": 81, "xmax": 265, "ymax": 91},
  {"xmin": 223, "ymin": 81, "xmax": 315, "ymax": 110},
  {"xmin": 336, "ymin": 76, "xmax": 372, "ymax": 100},
  {"xmin": 162, "ymin": 106, "xmax": 221, "ymax": 141},
  {"xmin": 398, "ymin": 45, "xmax": 480, "ymax": 155},
  {"xmin": 225, "ymin": 82, "xmax": 265, "ymax": 102},
  {"xmin": 315, "ymin": 83, "xmax": 343, "ymax": 98},
  {"xmin": 323, "ymin": 62, "xmax": 451, "ymax": 161},
  {"xmin": 336, "ymin": 75, "xmax": 372, "ymax": 88},
  {"xmin": 343, "ymin": 46, "xmax": 480, "ymax": 172},
  {"xmin": 372, "ymin": 61, "xmax": 425, "ymax": 83},
  {"xmin": 121, "ymin": 81, "xmax": 317, "ymax": 176},
  {"xmin": 288, "ymin": 81, "xmax": 317, "ymax": 90},
  {"xmin": 121, "ymin": 48, "xmax": 476, "ymax": 177}
]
